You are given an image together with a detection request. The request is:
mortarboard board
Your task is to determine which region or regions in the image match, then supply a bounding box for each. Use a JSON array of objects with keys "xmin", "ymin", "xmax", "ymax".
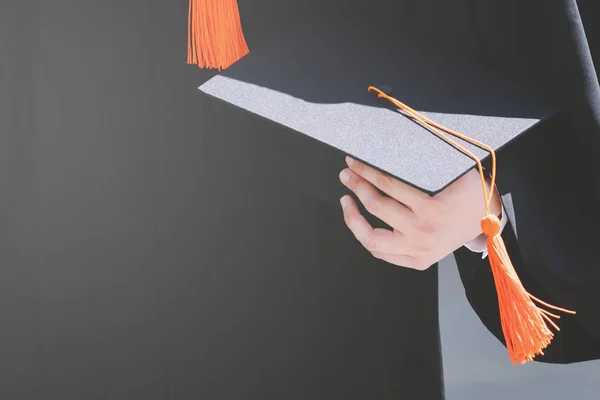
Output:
[{"xmin": 187, "ymin": 0, "xmax": 575, "ymax": 365}]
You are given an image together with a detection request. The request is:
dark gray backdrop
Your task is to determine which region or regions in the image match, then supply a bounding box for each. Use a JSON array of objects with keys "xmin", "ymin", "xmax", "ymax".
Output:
[{"xmin": 2, "ymin": 1, "xmax": 216, "ymax": 398}]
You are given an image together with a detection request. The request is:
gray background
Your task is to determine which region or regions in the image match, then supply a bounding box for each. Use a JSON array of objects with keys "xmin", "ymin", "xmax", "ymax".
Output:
[
  {"xmin": 439, "ymin": 255, "xmax": 600, "ymax": 399},
  {"xmin": 2, "ymin": 1, "xmax": 599, "ymax": 399}
]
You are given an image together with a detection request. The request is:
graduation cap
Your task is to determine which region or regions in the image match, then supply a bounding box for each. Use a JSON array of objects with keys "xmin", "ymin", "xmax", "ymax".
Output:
[{"xmin": 186, "ymin": 0, "xmax": 575, "ymax": 364}]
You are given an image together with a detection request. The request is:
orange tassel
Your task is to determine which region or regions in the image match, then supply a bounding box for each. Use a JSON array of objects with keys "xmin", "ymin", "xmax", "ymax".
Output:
[
  {"xmin": 187, "ymin": 0, "xmax": 249, "ymax": 70},
  {"xmin": 482, "ymin": 215, "xmax": 575, "ymax": 364},
  {"xmin": 368, "ymin": 86, "xmax": 576, "ymax": 364}
]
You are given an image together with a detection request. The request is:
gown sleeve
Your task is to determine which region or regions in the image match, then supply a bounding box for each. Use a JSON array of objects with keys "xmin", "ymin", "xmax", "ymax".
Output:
[
  {"xmin": 453, "ymin": 110, "xmax": 600, "ymax": 364},
  {"xmin": 455, "ymin": 213, "xmax": 600, "ymax": 364},
  {"xmin": 453, "ymin": 0, "xmax": 600, "ymax": 364}
]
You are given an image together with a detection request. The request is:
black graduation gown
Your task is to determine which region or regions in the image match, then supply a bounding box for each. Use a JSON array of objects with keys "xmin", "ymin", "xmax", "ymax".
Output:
[{"xmin": 201, "ymin": 2, "xmax": 600, "ymax": 397}]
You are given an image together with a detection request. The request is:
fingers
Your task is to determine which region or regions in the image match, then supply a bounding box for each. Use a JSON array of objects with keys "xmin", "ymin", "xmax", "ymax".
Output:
[
  {"xmin": 340, "ymin": 195, "xmax": 410, "ymax": 256},
  {"xmin": 339, "ymin": 159, "xmax": 437, "ymax": 271},
  {"xmin": 345, "ymin": 156, "xmax": 431, "ymax": 212},
  {"xmin": 341, "ymin": 195, "xmax": 428, "ymax": 269},
  {"xmin": 339, "ymin": 167, "xmax": 413, "ymax": 230}
]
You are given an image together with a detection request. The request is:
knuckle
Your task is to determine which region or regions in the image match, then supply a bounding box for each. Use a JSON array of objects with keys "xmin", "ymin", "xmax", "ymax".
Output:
[
  {"xmin": 342, "ymin": 208, "xmax": 352, "ymax": 223},
  {"xmin": 409, "ymin": 195, "xmax": 426, "ymax": 211},
  {"xmin": 410, "ymin": 241, "xmax": 431, "ymax": 257},
  {"xmin": 366, "ymin": 240, "xmax": 379, "ymax": 253},
  {"xmin": 350, "ymin": 178, "xmax": 363, "ymax": 195},
  {"xmin": 407, "ymin": 224, "xmax": 432, "ymax": 246},
  {"xmin": 363, "ymin": 234, "xmax": 379, "ymax": 252},
  {"xmin": 344, "ymin": 172, "xmax": 356, "ymax": 190},
  {"xmin": 353, "ymin": 160, "xmax": 364, "ymax": 173},
  {"xmin": 343, "ymin": 210, "xmax": 358, "ymax": 229},
  {"xmin": 414, "ymin": 221, "xmax": 437, "ymax": 235},
  {"xmin": 419, "ymin": 198, "xmax": 444, "ymax": 218},
  {"xmin": 375, "ymin": 173, "xmax": 393, "ymax": 191},
  {"xmin": 364, "ymin": 197, "xmax": 380, "ymax": 215},
  {"xmin": 411, "ymin": 258, "xmax": 431, "ymax": 271}
]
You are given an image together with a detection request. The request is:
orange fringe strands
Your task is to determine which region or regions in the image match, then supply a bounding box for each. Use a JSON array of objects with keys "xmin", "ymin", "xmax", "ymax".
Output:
[{"xmin": 187, "ymin": 0, "xmax": 249, "ymax": 70}]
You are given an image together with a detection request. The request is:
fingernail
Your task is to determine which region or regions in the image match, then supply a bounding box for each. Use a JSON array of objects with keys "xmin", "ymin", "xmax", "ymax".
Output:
[
  {"xmin": 340, "ymin": 196, "xmax": 348, "ymax": 210},
  {"xmin": 339, "ymin": 170, "xmax": 350, "ymax": 183},
  {"xmin": 345, "ymin": 156, "xmax": 354, "ymax": 167}
]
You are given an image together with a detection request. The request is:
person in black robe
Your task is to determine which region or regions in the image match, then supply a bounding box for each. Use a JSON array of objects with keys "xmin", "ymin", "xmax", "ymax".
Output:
[
  {"xmin": 458, "ymin": 0, "xmax": 600, "ymax": 365},
  {"xmin": 200, "ymin": 1, "xmax": 600, "ymax": 399},
  {"xmin": 336, "ymin": 0, "xmax": 600, "ymax": 365},
  {"xmin": 453, "ymin": 0, "xmax": 600, "ymax": 364}
]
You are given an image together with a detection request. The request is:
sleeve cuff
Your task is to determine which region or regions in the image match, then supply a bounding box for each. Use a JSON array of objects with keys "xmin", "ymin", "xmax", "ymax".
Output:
[{"xmin": 463, "ymin": 202, "xmax": 508, "ymax": 259}]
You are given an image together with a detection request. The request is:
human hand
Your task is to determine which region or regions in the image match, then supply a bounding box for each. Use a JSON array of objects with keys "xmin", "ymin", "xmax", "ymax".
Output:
[{"xmin": 339, "ymin": 157, "xmax": 502, "ymax": 270}]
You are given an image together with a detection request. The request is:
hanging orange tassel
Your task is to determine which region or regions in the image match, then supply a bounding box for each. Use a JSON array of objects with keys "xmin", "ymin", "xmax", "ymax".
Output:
[
  {"xmin": 187, "ymin": 0, "xmax": 249, "ymax": 70},
  {"xmin": 368, "ymin": 86, "xmax": 576, "ymax": 365},
  {"xmin": 482, "ymin": 215, "xmax": 576, "ymax": 364}
]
